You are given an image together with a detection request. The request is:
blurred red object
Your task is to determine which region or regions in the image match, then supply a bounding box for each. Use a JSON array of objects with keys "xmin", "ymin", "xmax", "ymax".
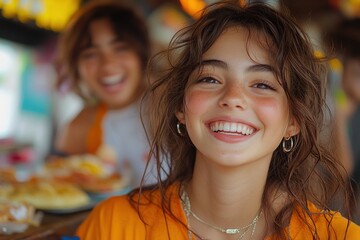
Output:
[
  {"xmin": 0, "ymin": 139, "xmax": 36, "ymax": 165},
  {"xmin": 9, "ymin": 146, "xmax": 35, "ymax": 164}
]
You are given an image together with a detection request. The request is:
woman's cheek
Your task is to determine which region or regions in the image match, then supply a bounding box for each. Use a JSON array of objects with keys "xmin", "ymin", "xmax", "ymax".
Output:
[
  {"xmin": 185, "ymin": 90, "xmax": 211, "ymax": 115},
  {"xmin": 253, "ymin": 97, "xmax": 288, "ymax": 124},
  {"xmin": 80, "ymin": 61, "xmax": 98, "ymax": 81}
]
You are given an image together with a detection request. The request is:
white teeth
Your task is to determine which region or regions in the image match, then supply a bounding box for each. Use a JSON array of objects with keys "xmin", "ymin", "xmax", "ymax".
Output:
[
  {"xmin": 223, "ymin": 122, "xmax": 230, "ymax": 131},
  {"xmin": 237, "ymin": 125, "xmax": 243, "ymax": 133},
  {"xmin": 102, "ymin": 75, "xmax": 123, "ymax": 85},
  {"xmin": 230, "ymin": 123, "xmax": 237, "ymax": 132},
  {"xmin": 210, "ymin": 121, "xmax": 254, "ymax": 135}
]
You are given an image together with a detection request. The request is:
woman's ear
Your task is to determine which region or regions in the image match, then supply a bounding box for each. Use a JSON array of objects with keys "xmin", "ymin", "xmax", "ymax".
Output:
[
  {"xmin": 286, "ymin": 117, "xmax": 300, "ymax": 137},
  {"xmin": 175, "ymin": 110, "xmax": 186, "ymax": 124}
]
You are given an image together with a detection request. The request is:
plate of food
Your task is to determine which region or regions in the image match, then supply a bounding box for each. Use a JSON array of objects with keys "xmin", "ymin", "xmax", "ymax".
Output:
[
  {"xmin": 0, "ymin": 200, "xmax": 42, "ymax": 235},
  {"xmin": 38, "ymin": 199, "xmax": 98, "ymax": 214},
  {"xmin": 43, "ymin": 154, "xmax": 131, "ymax": 202},
  {"xmin": 0, "ymin": 180, "xmax": 95, "ymax": 214}
]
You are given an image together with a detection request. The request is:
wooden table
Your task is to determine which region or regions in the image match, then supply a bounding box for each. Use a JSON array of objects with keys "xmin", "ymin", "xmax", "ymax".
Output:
[{"xmin": 0, "ymin": 210, "xmax": 90, "ymax": 240}]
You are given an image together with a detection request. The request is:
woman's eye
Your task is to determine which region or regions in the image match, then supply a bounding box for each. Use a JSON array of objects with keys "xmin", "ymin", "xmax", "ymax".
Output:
[
  {"xmin": 80, "ymin": 50, "xmax": 98, "ymax": 59},
  {"xmin": 198, "ymin": 77, "xmax": 219, "ymax": 84},
  {"xmin": 114, "ymin": 46, "xmax": 126, "ymax": 52},
  {"xmin": 252, "ymin": 82, "xmax": 275, "ymax": 90},
  {"xmin": 113, "ymin": 43, "xmax": 129, "ymax": 53}
]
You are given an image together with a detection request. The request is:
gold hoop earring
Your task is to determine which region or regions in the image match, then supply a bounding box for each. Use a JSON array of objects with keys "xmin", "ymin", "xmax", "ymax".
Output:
[
  {"xmin": 282, "ymin": 136, "xmax": 294, "ymax": 153},
  {"xmin": 177, "ymin": 122, "xmax": 185, "ymax": 136}
]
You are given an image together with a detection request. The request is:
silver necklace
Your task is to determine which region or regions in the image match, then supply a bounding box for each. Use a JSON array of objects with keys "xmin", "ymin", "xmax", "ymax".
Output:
[{"xmin": 181, "ymin": 186, "xmax": 262, "ymax": 240}]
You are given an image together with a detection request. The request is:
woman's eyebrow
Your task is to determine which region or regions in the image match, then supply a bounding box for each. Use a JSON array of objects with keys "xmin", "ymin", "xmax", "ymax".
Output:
[
  {"xmin": 199, "ymin": 59, "xmax": 275, "ymax": 73},
  {"xmin": 89, "ymin": 37, "xmax": 123, "ymax": 48},
  {"xmin": 247, "ymin": 64, "xmax": 275, "ymax": 73},
  {"xmin": 199, "ymin": 59, "xmax": 228, "ymax": 69}
]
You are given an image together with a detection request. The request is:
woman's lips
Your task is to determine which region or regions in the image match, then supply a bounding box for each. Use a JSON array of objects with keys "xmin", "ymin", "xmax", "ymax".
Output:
[
  {"xmin": 206, "ymin": 119, "xmax": 257, "ymax": 143},
  {"xmin": 209, "ymin": 121, "xmax": 255, "ymax": 135}
]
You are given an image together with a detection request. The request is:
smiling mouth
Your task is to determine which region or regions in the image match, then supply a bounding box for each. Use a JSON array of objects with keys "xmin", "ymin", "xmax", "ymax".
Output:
[
  {"xmin": 101, "ymin": 74, "xmax": 125, "ymax": 86},
  {"xmin": 209, "ymin": 121, "xmax": 255, "ymax": 135}
]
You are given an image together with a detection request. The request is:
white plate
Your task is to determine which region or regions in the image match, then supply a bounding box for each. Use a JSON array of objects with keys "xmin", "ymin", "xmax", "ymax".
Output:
[{"xmin": 38, "ymin": 200, "xmax": 98, "ymax": 214}]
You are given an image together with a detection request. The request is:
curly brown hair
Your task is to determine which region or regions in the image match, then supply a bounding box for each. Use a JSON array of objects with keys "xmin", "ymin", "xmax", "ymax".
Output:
[
  {"xmin": 55, "ymin": 1, "xmax": 150, "ymax": 103},
  {"xmin": 134, "ymin": 1, "xmax": 352, "ymax": 239}
]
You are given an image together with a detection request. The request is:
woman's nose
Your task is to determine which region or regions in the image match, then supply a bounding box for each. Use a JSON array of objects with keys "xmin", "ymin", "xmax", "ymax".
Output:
[
  {"xmin": 101, "ymin": 53, "xmax": 117, "ymax": 69},
  {"xmin": 218, "ymin": 84, "xmax": 247, "ymax": 110}
]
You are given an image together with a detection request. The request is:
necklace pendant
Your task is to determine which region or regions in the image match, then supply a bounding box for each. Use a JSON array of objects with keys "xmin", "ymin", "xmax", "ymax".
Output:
[{"xmin": 225, "ymin": 229, "xmax": 240, "ymax": 234}]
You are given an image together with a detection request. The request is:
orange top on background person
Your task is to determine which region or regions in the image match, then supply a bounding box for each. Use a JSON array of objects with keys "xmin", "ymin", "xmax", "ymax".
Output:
[
  {"xmin": 54, "ymin": 1, "xmax": 156, "ymax": 188},
  {"xmin": 77, "ymin": 1, "xmax": 360, "ymax": 239}
]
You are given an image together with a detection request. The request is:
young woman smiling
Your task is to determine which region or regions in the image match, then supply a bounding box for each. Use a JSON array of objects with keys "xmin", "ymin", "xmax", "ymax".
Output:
[{"xmin": 76, "ymin": 2, "xmax": 360, "ymax": 239}]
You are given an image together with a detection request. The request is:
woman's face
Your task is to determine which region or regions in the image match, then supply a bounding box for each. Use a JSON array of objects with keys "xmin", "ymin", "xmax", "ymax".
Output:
[
  {"xmin": 177, "ymin": 27, "xmax": 299, "ymax": 168},
  {"xmin": 77, "ymin": 18, "xmax": 143, "ymax": 109},
  {"xmin": 342, "ymin": 58, "xmax": 360, "ymax": 103}
]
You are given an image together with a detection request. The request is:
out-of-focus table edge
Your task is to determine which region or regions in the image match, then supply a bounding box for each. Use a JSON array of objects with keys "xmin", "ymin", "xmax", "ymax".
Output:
[{"xmin": 0, "ymin": 210, "xmax": 90, "ymax": 240}]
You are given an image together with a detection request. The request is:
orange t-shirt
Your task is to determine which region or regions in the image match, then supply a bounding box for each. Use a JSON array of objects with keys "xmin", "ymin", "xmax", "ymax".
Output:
[{"xmin": 76, "ymin": 183, "xmax": 360, "ymax": 239}]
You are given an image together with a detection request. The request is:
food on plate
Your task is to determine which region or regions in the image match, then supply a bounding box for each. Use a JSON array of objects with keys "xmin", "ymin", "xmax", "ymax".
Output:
[
  {"xmin": 0, "ymin": 200, "xmax": 37, "ymax": 224},
  {"xmin": 0, "ymin": 200, "xmax": 43, "ymax": 235},
  {"xmin": 1, "ymin": 181, "xmax": 90, "ymax": 210},
  {"xmin": 0, "ymin": 168, "xmax": 17, "ymax": 184},
  {"xmin": 43, "ymin": 154, "xmax": 129, "ymax": 193},
  {"xmin": 76, "ymin": 173, "xmax": 128, "ymax": 193},
  {"xmin": 44, "ymin": 154, "xmax": 112, "ymax": 178},
  {"xmin": 0, "ymin": 184, "xmax": 14, "ymax": 200},
  {"xmin": 95, "ymin": 144, "xmax": 117, "ymax": 165}
]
